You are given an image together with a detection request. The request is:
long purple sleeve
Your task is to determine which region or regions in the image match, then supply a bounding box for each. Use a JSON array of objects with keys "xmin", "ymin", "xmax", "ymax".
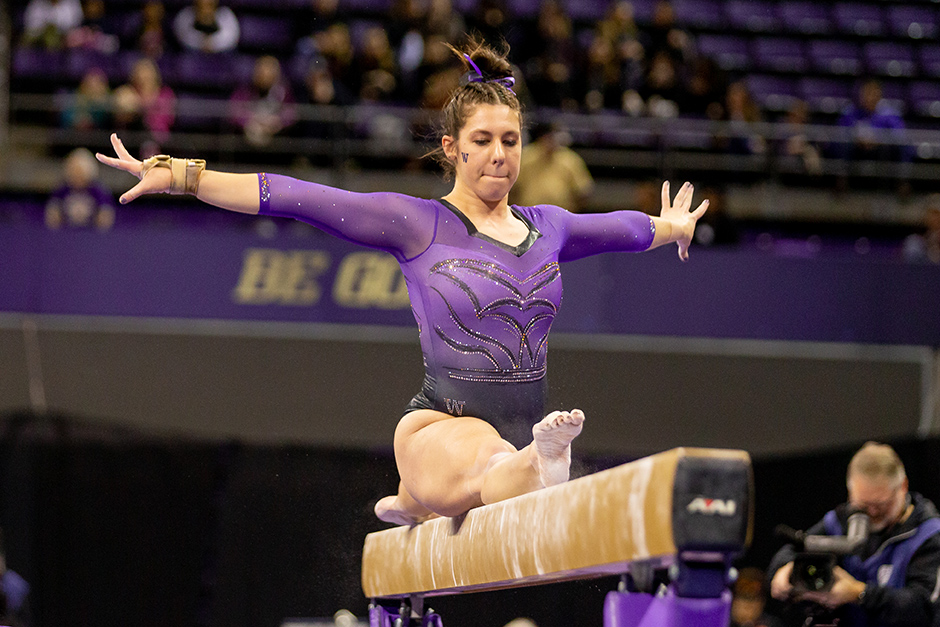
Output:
[
  {"xmin": 256, "ymin": 175, "xmax": 655, "ymax": 445},
  {"xmin": 257, "ymin": 173, "xmax": 438, "ymax": 261}
]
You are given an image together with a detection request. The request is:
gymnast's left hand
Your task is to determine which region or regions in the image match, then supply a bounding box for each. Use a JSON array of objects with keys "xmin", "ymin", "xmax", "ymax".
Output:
[{"xmin": 660, "ymin": 180, "xmax": 709, "ymax": 262}]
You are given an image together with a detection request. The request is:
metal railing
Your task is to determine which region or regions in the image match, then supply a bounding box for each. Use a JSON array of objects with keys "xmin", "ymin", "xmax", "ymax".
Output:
[{"xmin": 9, "ymin": 92, "xmax": 940, "ymax": 185}]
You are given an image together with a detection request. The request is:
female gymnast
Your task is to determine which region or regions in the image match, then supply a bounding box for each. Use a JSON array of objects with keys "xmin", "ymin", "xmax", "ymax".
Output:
[{"xmin": 96, "ymin": 39, "xmax": 708, "ymax": 526}]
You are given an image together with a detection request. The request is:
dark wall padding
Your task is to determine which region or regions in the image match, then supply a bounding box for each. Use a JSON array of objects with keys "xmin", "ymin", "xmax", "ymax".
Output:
[{"xmin": 1, "ymin": 415, "xmax": 939, "ymax": 627}]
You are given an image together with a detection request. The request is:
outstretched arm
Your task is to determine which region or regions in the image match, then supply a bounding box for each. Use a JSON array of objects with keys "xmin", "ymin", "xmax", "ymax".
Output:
[
  {"xmin": 648, "ymin": 181, "xmax": 709, "ymax": 261},
  {"xmin": 95, "ymin": 134, "xmax": 261, "ymax": 214},
  {"xmin": 555, "ymin": 180, "xmax": 708, "ymax": 262},
  {"xmin": 95, "ymin": 134, "xmax": 436, "ymax": 259}
]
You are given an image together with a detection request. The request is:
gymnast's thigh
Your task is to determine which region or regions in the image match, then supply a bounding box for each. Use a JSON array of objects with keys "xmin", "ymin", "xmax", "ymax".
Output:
[{"xmin": 393, "ymin": 410, "xmax": 517, "ymax": 503}]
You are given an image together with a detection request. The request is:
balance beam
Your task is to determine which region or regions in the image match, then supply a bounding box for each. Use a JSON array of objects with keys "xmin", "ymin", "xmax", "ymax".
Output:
[{"xmin": 362, "ymin": 447, "xmax": 752, "ymax": 600}]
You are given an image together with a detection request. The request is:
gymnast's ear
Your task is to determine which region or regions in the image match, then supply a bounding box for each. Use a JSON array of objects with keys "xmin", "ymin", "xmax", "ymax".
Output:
[{"xmin": 441, "ymin": 135, "xmax": 457, "ymax": 161}]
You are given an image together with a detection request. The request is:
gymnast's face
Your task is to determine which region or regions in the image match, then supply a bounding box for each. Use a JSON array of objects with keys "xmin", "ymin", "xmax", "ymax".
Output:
[{"xmin": 444, "ymin": 103, "xmax": 521, "ymax": 203}]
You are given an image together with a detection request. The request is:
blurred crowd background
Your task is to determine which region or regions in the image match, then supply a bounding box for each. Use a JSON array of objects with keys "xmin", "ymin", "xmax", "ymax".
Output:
[{"xmin": 6, "ymin": 0, "xmax": 940, "ymax": 257}]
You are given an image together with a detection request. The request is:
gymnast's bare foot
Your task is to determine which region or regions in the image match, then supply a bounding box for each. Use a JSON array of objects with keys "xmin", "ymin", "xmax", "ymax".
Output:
[
  {"xmin": 374, "ymin": 495, "xmax": 440, "ymax": 526},
  {"xmin": 532, "ymin": 409, "xmax": 584, "ymax": 487}
]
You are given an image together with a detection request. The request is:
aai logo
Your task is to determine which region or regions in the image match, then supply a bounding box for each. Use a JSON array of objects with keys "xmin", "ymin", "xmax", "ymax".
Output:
[{"xmin": 687, "ymin": 497, "xmax": 737, "ymax": 516}]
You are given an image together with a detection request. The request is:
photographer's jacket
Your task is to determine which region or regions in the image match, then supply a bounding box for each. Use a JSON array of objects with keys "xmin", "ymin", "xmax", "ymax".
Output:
[{"xmin": 769, "ymin": 493, "xmax": 940, "ymax": 627}]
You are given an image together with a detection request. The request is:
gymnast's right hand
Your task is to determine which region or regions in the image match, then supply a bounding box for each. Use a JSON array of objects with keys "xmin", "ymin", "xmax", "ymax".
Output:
[{"xmin": 95, "ymin": 133, "xmax": 172, "ymax": 204}]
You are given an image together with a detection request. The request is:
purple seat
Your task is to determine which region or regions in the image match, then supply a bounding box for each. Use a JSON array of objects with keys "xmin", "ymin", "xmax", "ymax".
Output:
[
  {"xmin": 864, "ymin": 41, "xmax": 917, "ymax": 77},
  {"xmin": 237, "ymin": 15, "xmax": 294, "ymax": 54},
  {"xmin": 173, "ymin": 51, "xmax": 254, "ymax": 93},
  {"xmin": 878, "ymin": 80, "xmax": 909, "ymax": 115},
  {"xmin": 63, "ymin": 49, "xmax": 121, "ymax": 83},
  {"xmin": 919, "ymin": 45, "xmax": 940, "ymax": 78},
  {"xmin": 752, "ymin": 38, "xmax": 807, "ymax": 73},
  {"xmin": 174, "ymin": 92, "xmax": 223, "ymax": 131},
  {"xmin": 777, "ymin": 1, "xmax": 832, "ymax": 34},
  {"xmin": 696, "ymin": 34, "xmax": 752, "ymax": 71},
  {"xmin": 888, "ymin": 5, "xmax": 938, "ymax": 40},
  {"xmin": 807, "ymin": 39, "xmax": 862, "ymax": 75},
  {"xmin": 337, "ymin": 0, "xmax": 393, "ymax": 13},
  {"xmin": 671, "ymin": 0, "xmax": 726, "ymax": 29},
  {"xmin": 909, "ymin": 81, "xmax": 940, "ymax": 118},
  {"xmin": 453, "ymin": 0, "xmax": 479, "ymax": 12},
  {"xmin": 565, "ymin": 0, "xmax": 610, "ymax": 21},
  {"xmin": 746, "ymin": 74, "xmax": 800, "ymax": 112},
  {"xmin": 506, "ymin": 0, "xmax": 541, "ymax": 18},
  {"xmin": 725, "ymin": 0, "xmax": 780, "ymax": 32},
  {"xmin": 12, "ymin": 48, "xmax": 65, "ymax": 83},
  {"xmin": 799, "ymin": 76, "xmax": 854, "ymax": 115},
  {"xmin": 832, "ymin": 3, "xmax": 885, "ymax": 36}
]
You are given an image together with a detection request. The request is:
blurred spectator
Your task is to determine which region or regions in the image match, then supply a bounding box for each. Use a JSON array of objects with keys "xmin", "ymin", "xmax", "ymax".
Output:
[
  {"xmin": 778, "ymin": 99, "xmax": 822, "ymax": 176},
  {"xmin": 425, "ymin": 0, "xmax": 466, "ymax": 42},
  {"xmin": 643, "ymin": 0, "xmax": 693, "ymax": 64},
  {"xmin": 713, "ymin": 81, "xmax": 766, "ymax": 155},
  {"xmin": 64, "ymin": 0, "xmax": 119, "ymax": 53},
  {"xmin": 692, "ymin": 185, "xmax": 739, "ymax": 246},
  {"xmin": 466, "ymin": 0, "xmax": 510, "ymax": 46},
  {"xmin": 836, "ymin": 79, "xmax": 910, "ymax": 164},
  {"xmin": 525, "ymin": 1, "xmax": 579, "ymax": 111},
  {"xmin": 313, "ymin": 23, "xmax": 356, "ymax": 96},
  {"xmin": 113, "ymin": 58, "xmax": 176, "ymax": 150},
  {"xmin": 393, "ymin": 0, "xmax": 430, "ymax": 98},
  {"xmin": 511, "ymin": 122, "xmax": 594, "ymax": 212},
  {"xmin": 62, "ymin": 66, "xmax": 111, "ymax": 130},
  {"xmin": 419, "ymin": 41, "xmax": 463, "ymax": 109},
  {"xmin": 583, "ymin": 31, "xmax": 626, "ymax": 112},
  {"xmin": 683, "ymin": 56, "xmax": 727, "ymax": 119},
  {"xmin": 591, "ymin": 1, "xmax": 646, "ymax": 113},
  {"xmin": 298, "ymin": 58, "xmax": 354, "ymax": 139},
  {"xmin": 173, "ymin": 0, "xmax": 240, "ymax": 53},
  {"xmin": 638, "ymin": 50, "xmax": 683, "ymax": 118},
  {"xmin": 354, "ymin": 26, "xmax": 399, "ymax": 102},
  {"xmin": 730, "ymin": 567, "xmax": 783, "ymax": 627},
  {"xmin": 293, "ymin": 0, "xmax": 342, "ymax": 55},
  {"xmin": 20, "ymin": 0, "xmax": 83, "ymax": 49},
  {"xmin": 45, "ymin": 147, "xmax": 116, "ymax": 232},
  {"xmin": 388, "ymin": 0, "xmax": 426, "ymax": 49},
  {"xmin": 903, "ymin": 195, "xmax": 940, "ymax": 264},
  {"xmin": 230, "ymin": 55, "xmax": 297, "ymax": 146},
  {"xmin": 125, "ymin": 0, "xmax": 170, "ymax": 59}
]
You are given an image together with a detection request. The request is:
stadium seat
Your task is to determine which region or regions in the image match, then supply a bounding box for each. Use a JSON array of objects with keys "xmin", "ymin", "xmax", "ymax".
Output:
[
  {"xmin": 696, "ymin": 34, "xmax": 752, "ymax": 72},
  {"xmin": 777, "ymin": 1, "xmax": 832, "ymax": 35},
  {"xmin": 864, "ymin": 41, "xmax": 917, "ymax": 77},
  {"xmin": 671, "ymin": 0, "xmax": 727, "ymax": 29},
  {"xmin": 807, "ymin": 39, "xmax": 863, "ymax": 76},
  {"xmin": 725, "ymin": 0, "xmax": 780, "ymax": 32},
  {"xmin": 746, "ymin": 74, "xmax": 800, "ymax": 113},
  {"xmin": 919, "ymin": 44, "xmax": 940, "ymax": 77},
  {"xmin": 752, "ymin": 38, "xmax": 807, "ymax": 73},
  {"xmin": 832, "ymin": 2, "xmax": 886, "ymax": 36},
  {"xmin": 887, "ymin": 5, "xmax": 938, "ymax": 40},
  {"xmin": 799, "ymin": 76, "xmax": 854, "ymax": 115},
  {"xmin": 237, "ymin": 14, "xmax": 295, "ymax": 55},
  {"xmin": 12, "ymin": 48, "xmax": 66, "ymax": 87},
  {"xmin": 908, "ymin": 81, "xmax": 940, "ymax": 118}
]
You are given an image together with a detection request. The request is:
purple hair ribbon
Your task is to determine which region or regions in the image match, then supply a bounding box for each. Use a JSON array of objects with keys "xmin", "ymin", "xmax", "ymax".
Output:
[{"xmin": 464, "ymin": 53, "xmax": 516, "ymax": 93}]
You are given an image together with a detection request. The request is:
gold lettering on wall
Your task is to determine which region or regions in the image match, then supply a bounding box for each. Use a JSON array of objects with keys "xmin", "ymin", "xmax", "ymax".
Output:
[
  {"xmin": 232, "ymin": 249, "xmax": 331, "ymax": 305},
  {"xmin": 333, "ymin": 252, "xmax": 409, "ymax": 309}
]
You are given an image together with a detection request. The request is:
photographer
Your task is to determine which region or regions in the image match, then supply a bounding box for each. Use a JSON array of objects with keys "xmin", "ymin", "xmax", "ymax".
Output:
[{"xmin": 768, "ymin": 442, "xmax": 940, "ymax": 626}]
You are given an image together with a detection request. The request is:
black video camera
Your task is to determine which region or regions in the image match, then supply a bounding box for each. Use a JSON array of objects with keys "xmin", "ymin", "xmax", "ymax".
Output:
[{"xmin": 776, "ymin": 509, "xmax": 870, "ymax": 594}]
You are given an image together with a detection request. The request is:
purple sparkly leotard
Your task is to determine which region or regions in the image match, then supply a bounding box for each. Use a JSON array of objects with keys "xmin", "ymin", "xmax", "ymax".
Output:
[{"xmin": 259, "ymin": 173, "xmax": 655, "ymax": 445}]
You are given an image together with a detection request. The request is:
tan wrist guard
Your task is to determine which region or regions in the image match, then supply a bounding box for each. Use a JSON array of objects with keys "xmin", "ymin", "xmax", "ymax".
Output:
[{"xmin": 140, "ymin": 155, "xmax": 206, "ymax": 195}]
